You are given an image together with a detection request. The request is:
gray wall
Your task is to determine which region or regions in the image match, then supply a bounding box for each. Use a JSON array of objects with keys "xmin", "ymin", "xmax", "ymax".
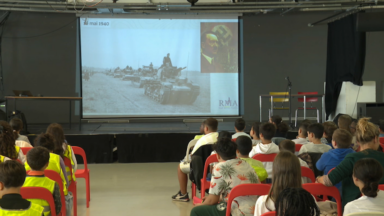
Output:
[
  {"xmin": 2, "ymin": 12, "xmax": 384, "ymax": 124},
  {"xmin": 241, "ymin": 12, "xmax": 384, "ymax": 122},
  {"xmin": 2, "ymin": 12, "xmax": 78, "ymax": 124}
]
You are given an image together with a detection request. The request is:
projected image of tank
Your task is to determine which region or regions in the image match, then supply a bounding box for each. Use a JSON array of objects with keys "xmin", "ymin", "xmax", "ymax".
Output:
[
  {"xmin": 123, "ymin": 63, "xmax": 157, "ymax": 87},
  {"xmin": 113, "ymin": 67, "xmax": 124, "ymax": 79},
  {"xmin": 143, "ymin": 63, "xmax": 200, "ymax": 105}
]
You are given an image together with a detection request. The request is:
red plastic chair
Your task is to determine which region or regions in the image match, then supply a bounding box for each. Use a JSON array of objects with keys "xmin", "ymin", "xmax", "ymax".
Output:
[
  {"xmin": 379, "ymin": 184, "xmax": 384, "ymax": 191},
  {"xmin": 380, "ymin": 144, "xmax": 384, "ymax": 152},
  {"xmin": 252, "ymin": 153, "xmax": 277, "ymax": 162},
  {"xmin": 380, "ymin": 137, "xmax": 384, "ymax": 144},
  {"xmin": 20, "ymin": 187, "xmax": 57, "ymax": 216},
  {"xmin": 64, "ymin": 157, "xmax": 77, "ymax": 216},
  {"xmin": 295, "ymin": 144, "xmax": 303, "ymax": 155},
  {"xmin": 21, "ymin": 147, "xmax": 33, "ymax": 155},
  {"xmin": 303, "ymin": 183, "xmax": 342, "ymax": 216},
  {"xmin": 327, "ymin": 168, "xmax": 335, "ymax": 175},
  {"xmin": 192, "ymin": 154, "xmax": 219, "ymax": 205},
  {"xmin": 45, "ymin": 170, "xmax": 66, "ymax": 216},
  {"xmin": 295, "ymin": 92, "xmax": 320, "ymax": 127},
  {"xmin": 261, "ymin": 212, "xmax": 276, "ymax": 216},
  {"xmin": 301, "ymin": 167, "xmax": 316, "ymax": 183},
  {"xmin": 72, "ymin": 146, "xmax": 90, "ymax": 208},
  {"xmin": 226, "ymin": 184, "xmax": 271, "ymax": 216}
]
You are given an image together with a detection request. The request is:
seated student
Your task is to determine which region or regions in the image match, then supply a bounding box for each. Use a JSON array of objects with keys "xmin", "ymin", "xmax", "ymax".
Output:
[
  {"xmin": 322, "ymin": 121, "xmax": 338, "ymax": 149},
  {"xmin": 190, "ymin": 138, "xmax": 259, "ymax": 216},
  {"xmin": 316, "ymin": 118, "xmax": 384, "ymax": 209},
  {"xmin": 343, "ymin": 158, "xmax": 384, "ymax": 215},
  {"xmin": 349, "ymin": 119, "xmax": 359, "ymax": 150},
  {"xmin": 173, "ymin": 118, "xmax": 219, "ymax": 202},
  {"xmin": 279, "ymin": 140, "xmax": 308, "ymax": 168},
  {"xmin": 46, "ymin": 123, "xmax": 77, "ymax": 183},
  {"xmin": 232, "ymin": 118, "xmax": 251, "ymax": 139},
  {"xmin": 26, "ymin": 134, "xmax": 69, "ymax": 196},
  {"xmin": 10, "ymin": 118, "xmax": 32, "ymax": 147},
  {"xmin": 292, "ymin": 122, "xmax": 310, "ymax": 144},
  {"xmin": 275, "ymin": 188, "xmax": 320, "ymax": 216},
  {"xmin": 250, "ymin": 122, "xmax": 261, "ymax": 146},
  {"xmin": 254, "ymin": 151, "xmax": 302, "ymax": 216},
  {"xmin": 23, "ymin": 146, "xmax": 62, "ymax": 216},
  {"xmin": 236, "ymin": 136, "xmax": 268, "ymax": 182},
  {"xmin": 269, "ymin": 115, "xmax": 289, "ymax": 138},
  {"xmin": 379, "ymin": 120, "xmax": 384, "ymax": 138},
  {"xmin": 249, "ymin": 123, "xmax": 279, "ymax": 181},
  {"xmin": 0, "ymin": 121, "xmax": 26, "ymax": 163},
  {"xmin": 0, "ymin": 160, "xmax": 44, "ymax": 215},
  {"xmin": 299, "ymin": 123, "xmax": 332, "ymax": 155},
  {"xmin": 316, "ymin": 129, "xmax": 355, "ymax": 193},
  {"xmin": 338, "ymin": 114, "xmax": 352, "ymax": 131}
]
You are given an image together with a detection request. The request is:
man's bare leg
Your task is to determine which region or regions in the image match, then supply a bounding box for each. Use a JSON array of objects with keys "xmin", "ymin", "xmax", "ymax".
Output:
[{"xmin": 177, "ymin": 165, "xmax": 188, "ymax": 195}]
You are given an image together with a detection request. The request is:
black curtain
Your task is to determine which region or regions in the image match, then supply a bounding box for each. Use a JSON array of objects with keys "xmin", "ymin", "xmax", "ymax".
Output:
[{"xmin": 325, "ymin": 14, "xmax": 366, "ymax": 119}]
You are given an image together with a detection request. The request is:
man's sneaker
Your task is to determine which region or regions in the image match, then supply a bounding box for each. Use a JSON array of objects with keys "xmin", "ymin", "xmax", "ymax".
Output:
[{"xmin": 172, "ymin": 191, "xmax": 190, "ymax": 202}]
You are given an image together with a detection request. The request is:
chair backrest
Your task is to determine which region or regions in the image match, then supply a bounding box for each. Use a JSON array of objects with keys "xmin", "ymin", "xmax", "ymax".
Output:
[
  {"xmin": 20, "ymin": 187, "xmax": 57, "ymax": 216},
  {"xmin": 327, "ymin": 167, "xmax": 335, "ymax": 175},
  {"xmin": 21, "ymin": 147, "xmax": 33, "ymax": 155},
  {"xmin": 297, "ymin": 92, "xmax": 318, "ymax": 103},
  {"xmin": 345, "ymin": 212, "xmax": 384, "ymax": 216},
  {"xmin": 295, "ymin": 144, "xmax": 303, "ymax": 152},
  {"xmin": 303, "ymin": 183, "xmax": 342, "ymax": 216},
  {"xmin": 260, "ymin": 212, "xmax": 276, "ymax": 216},
  {"xmin": 64, "ymin": 157, "xmax": 73, "ymax": 179},
  {"xmin": 269, "ymin": 92, "xmax": 289, "ymax": 103},
  {"xmin": 378, "ymin": 184, "xmax": 384, "ymax": 191},
  {"xmin": 45, "ymin": 170, "xmax": 66, "ymax": 216},
  {"xmin": 72, "ymin": 146, "xmax": 88, "ymax": 171},
  {"xmin": 380, "ymin": 144, "xmax": 384, "ymax": 152},
  {"xmin": 380, "ymin": 137, "xmax": 384, "ymax": 144},
  {"xmin": 226, "ymin": 184, "xmax": 271, "ymax": 216},
  {"xmin": 252, "ymin": 153, "xmax": 277, "ymax": 162},
  {"xmin": 301, "ymin": 166, "xmax": 316, "ymax": 183},
  {"xmin": 203, "ymin": 154, "xmax": 219, "ymax": 181}
]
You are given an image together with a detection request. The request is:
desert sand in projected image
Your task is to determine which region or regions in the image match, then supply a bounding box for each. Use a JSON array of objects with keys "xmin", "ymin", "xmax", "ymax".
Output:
[{"xmin": 82, "ymin": 68, "xmax": 211, "ymax": 116}]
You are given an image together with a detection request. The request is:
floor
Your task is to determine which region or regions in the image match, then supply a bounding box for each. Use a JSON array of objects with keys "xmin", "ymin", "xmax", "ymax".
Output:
[{"xmin": 76, "ymin": 163, "xmax": 194, "ymax": 216}]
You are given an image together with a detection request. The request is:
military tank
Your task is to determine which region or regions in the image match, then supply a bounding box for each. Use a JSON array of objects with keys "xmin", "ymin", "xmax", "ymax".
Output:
[
  {"xmin": 123, "ymin": 65, "xmax": 157, "ymax": 87},
  {"xmin": 143, "ymin": 64, "xmax": 200, "ymax": 105}
]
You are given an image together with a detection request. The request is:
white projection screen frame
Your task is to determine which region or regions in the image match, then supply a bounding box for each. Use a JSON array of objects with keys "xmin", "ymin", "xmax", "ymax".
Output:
[{"xmin": 80, "ymin": 15, "xmax": 240, "ymax": 118}]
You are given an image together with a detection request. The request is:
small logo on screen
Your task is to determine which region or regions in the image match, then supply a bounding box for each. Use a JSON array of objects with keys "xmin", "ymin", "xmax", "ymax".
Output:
[{"xmin": 219, "ymin": 97, "xmax": 238, "ymax": 109}]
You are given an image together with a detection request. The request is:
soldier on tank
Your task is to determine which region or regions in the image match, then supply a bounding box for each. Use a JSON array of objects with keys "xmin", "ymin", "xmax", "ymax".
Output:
[{"xmin": 162, "ymin": 53, "xmax": 172, "ymax": 68}]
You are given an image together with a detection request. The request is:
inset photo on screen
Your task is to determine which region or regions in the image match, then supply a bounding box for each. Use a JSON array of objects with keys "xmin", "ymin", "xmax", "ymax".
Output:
[{"xmin": 200, "ymin": 22, "xmax": 238, "ymax": 73}]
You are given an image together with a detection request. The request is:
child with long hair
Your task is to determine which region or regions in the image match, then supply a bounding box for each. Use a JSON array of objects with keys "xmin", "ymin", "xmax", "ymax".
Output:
[
  {"xmin": 343, "ymin": 158, "xmax": 384, "ymax": 215},
  {"xmin": 0, "ymin": 121, "xmax": 25, "ymax": 163},
  {"xmin": 317, "ymin": 118, "xmax": 384, "ymax": 209},
  {"xmin": 46, "ymin": 123, "xmax": 77, "ymax": 182},
  {"xmin": 275, "ymin": 188, "xmax": 319, "ymax": 216},
  {"xmin": 9, "ymin": 118, "xmax": 31, "ymax": 146},
  {"xmin": 254, "ymin": 151, "xmax": 302, "ymax": 216}
]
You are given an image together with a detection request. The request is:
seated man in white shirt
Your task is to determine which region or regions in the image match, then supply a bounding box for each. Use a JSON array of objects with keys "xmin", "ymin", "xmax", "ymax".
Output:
[
  {"xmin": 292, "ymin": 122, "xmax": 310, "ymax": 145},
  {"xmin": 232, "ymin": 118, "xmax": 252, "ymax": 139},
  {"xmin": 172, "ymin": 118, "xmax": 219, "ymax": 202},
  {"xmin": 299, "ymin": 123, "xmax": 332, "ymax": 155}
]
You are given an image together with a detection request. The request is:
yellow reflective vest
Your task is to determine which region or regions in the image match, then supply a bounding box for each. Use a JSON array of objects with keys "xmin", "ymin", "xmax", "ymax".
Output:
[
  {"xmin": 0, "ymin": 202, "xmax": 44, "ymax": 216},
  {"xmin": 25, "ymin": 153, "xmax": 68, "ymax": 195},
  {"xmin": 63, "ymin": 145, "xmax": 76, "ymax": 182},
  {"xmin": 23, "ymin": 176, "xmax": 55, "ymax": 216}
]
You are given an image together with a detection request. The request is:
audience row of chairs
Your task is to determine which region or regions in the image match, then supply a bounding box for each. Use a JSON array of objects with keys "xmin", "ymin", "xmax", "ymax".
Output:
[{"xmin": 19, "ymin": 146, "xmax": 91, "ymax": 216}]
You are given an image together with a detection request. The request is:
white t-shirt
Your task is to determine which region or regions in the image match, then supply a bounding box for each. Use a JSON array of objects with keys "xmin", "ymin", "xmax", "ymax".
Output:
[
  {"xmin": 292, "ymin": 137, "xmax": 308, "ymax": 145},
  {"xmin": 249, "ymin": 143, "xmax": 279, "ymax": 179},
  {"xmin": 343, "ymin": 191, "xmax": 384, "ymax": 215},
  {"xmin": 298, "ymin": 143, "xmax": 332, "ymax": 155},
  {"xmin": 232, "ymin": 132, "xmax": 252, "ymax": 139},
  {"xmin": 191, "ymin": 132, "xmax": 219, "ymax": 154},
  {"xmin": 252, "ymin": 140, "xmax": 261, "ymax": 146}
]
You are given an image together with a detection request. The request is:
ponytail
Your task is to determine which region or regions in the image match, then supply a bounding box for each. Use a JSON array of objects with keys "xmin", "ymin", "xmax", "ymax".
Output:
[
  {"xmin": 9, "ymin": 118, "xmax": 23, "ymax": 140},
  {"xmin": 355, "ymin": 118, "xmax": 379, "ymax": 144},
  {"xmin": 353, "ymin": 158, "xmax": 383, "ymax": 198},
  {"xmin": 0, "ymin": 121, "xmax": 17, "ymax": 159}
]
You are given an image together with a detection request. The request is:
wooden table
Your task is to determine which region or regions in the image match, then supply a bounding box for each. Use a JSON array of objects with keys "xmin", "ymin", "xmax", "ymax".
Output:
[
  {"xmin": 259, "ymin": 94, "xmax": 325, "ymax": 123},
  {"xmin": 5, "ymin": 96, "xmax": 83, "ymax": 130}
]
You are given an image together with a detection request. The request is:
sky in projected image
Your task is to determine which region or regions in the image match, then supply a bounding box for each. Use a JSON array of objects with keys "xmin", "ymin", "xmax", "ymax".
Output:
[{"xmin": 80, "ymin": 18, "xmax": 237, "ymax": 71}]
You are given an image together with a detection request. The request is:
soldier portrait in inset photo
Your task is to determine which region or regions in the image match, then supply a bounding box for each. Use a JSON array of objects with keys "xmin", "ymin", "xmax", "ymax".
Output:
[{"xmin": 200, "ymin": 23, "xmax": 238, "ymax": 73}]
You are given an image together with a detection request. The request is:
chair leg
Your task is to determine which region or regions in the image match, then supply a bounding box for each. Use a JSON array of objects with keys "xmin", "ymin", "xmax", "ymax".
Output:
[
  {"xmin": 69, "ymin": 181, "xmax": 77, "ymax": 216},
  {"xmin": 86, "ymin": 172, "xmax": 90, "ymax": 208},
  {"xmin": 295, "ymin": 109, "xmax": 298, "ymax": 128},
  {"xmin": 317, "ymin": 109, "xmax": 320, "ymax": 123}
]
